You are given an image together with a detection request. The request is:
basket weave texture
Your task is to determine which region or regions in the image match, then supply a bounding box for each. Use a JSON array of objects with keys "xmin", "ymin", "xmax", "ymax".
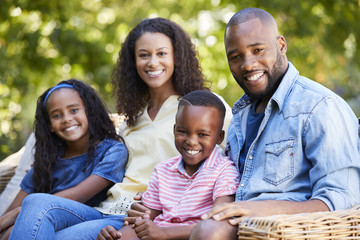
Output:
[
  {"xmin": 0, "ymin": 146, "xmax": 24, "ymax": 194},
  {"xmin": 238, "ymin": 205, "xmax": 360, "ymax": 239},
  {"xmin": 0, "ymin": 165, "xmax": 17, "ymax": 194}
]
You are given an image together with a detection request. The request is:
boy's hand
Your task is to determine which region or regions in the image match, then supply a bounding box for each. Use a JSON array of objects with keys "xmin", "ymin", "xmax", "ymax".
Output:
[
  {"xmin": 124, "ymin": 192, "xmax": 151, "ymax": 224},
  {"xmin": 133, "ymin": 192, "xmax": 143, "ymax": 201},
  {"xmin": 133, "ymin": 219, "xmax": 165, "ymax": 240},
  {"xmin": 96, "ymin": 225, "xmax": 121, "ymax": 240}
]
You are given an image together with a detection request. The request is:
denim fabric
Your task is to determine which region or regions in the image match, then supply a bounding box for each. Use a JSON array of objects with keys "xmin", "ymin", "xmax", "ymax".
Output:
[
  {"xmin": 9, "ymin": 194, "xmax": 124, "ymax": 240},
  {"xmin": 226, "ymin": 62, "xmax": 360, "ymax": 211}
]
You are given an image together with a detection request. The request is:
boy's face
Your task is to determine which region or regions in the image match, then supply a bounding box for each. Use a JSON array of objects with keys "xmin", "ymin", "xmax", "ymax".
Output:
[{"xmin": 174, "ymin": 104, "xmax": 224, "ymax": 176}]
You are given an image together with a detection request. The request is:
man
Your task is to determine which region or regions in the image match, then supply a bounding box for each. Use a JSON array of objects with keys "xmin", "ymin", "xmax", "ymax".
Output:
[{"xmin": 189, "ymin": 7, "xmax": 360, "ymax": 239}]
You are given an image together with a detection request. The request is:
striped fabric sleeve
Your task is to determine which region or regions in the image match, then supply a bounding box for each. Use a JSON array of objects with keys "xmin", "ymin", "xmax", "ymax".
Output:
[
  {"xmin": 212, "ymin": 161, "xmax": 239, "ymax": 200},
  {"xmin": 141, "ymin": 167, "xmax": 162, "ymax": 211}
]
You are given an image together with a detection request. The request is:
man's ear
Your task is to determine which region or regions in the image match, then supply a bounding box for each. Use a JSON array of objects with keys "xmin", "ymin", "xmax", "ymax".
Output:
[
  {"xmin": 173, "ymin": 124, "xmax": 176, "ymax": 135},
  {"xmin": 217, "ymin": 130, "xmax": 225, "ymax": 144},
  {"xmin": 277, "ymin": 35, "xmax": 287, "ymax": 55}
]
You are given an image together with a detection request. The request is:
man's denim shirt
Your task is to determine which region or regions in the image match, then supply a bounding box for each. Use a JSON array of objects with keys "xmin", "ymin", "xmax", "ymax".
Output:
[{"xmin": 226, "ymin": 62, "xmax": 360, "ymax": 211}]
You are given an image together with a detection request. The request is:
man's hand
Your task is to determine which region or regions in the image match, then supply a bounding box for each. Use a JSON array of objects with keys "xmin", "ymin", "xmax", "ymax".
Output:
[
  {"xmin": 202, "ymin": 199, "xmax": 329, "ymax": 225},
  {"xmin": 201, "ymin": 201, "xmax": 284, "ymax": 225},
  {"xmin": 201, "ymin": 201, "xmax": 271, "ymax": 225},
  {"xmin": 124, "ymin": 192, "xmax": 151, "ymax": 224},
  {"xmin": 96, "ymin": 225, "xmax": 121, "ymax": 240},
  {"xmin": 133, "ymin": 219, "xmax": 165, "ymax": 240}
]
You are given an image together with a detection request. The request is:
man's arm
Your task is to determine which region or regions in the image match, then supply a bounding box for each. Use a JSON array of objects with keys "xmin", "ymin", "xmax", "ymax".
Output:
[
  {"xmin": 304, "ymin": 97, "xmax": 360, "ymax": 210},
  {"xmin": 202, "ymin": 199, "xmax": 329, "ymax": 225}
]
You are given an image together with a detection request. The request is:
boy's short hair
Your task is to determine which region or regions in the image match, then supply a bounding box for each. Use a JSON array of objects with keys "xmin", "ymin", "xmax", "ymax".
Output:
[{"xmin": 178, "ymin": 90, "xmax": 226, "ymax": 120}]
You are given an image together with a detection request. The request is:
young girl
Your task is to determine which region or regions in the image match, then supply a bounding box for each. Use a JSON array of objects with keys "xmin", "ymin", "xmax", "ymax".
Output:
[
  {"xmin": 8, "ymin": 18, "xmax": 232, "ymax": 239},
  {"xmin": 1, "ymin": 79, "xmax": 128, "ymax": 239}
]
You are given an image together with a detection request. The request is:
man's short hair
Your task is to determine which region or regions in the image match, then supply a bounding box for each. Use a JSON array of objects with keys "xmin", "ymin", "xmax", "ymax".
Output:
[{"xmin": 227, "ymin": 7, "xmax": 274, "ymax": 28}]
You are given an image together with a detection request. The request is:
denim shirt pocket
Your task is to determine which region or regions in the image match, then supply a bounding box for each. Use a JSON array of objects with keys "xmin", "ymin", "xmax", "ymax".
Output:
[{"xmin": 264, "ymin": 139, "xmax": 295, "ymax": 186}]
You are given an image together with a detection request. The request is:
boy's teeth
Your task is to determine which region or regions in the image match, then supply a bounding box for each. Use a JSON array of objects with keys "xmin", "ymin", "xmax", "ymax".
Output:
[
  {"xmin": 186, "ymin": 149, "xmax": 200, "ymax": 155},
  {"xmin": 148, "ymin": 70, "xmax": 162, "ymax": 75},
  {"xmin": 247, "ymin": 72, "xmax": 264, "ymax": 81}
]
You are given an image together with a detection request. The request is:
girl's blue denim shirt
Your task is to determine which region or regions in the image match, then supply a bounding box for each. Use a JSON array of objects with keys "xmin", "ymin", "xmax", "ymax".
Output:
[{"xmin": 226, "ymin": 62, "xmax": 360, "ymax": 211}]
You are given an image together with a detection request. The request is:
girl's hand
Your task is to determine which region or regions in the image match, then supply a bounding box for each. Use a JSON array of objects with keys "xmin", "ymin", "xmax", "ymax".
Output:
[
  {"xmin": 0, "ymin": 207, "xmax": 21, "ymax": 240},
  {"xmin": 0, "ymin": 226, "xmax": 13, "ymax": 240},
  {"xmin": 96, "ymin": 225, "xmax": 121, "ymax": 240},
  {"xmin": 133, "ymin": 219, "xmax": 165, "ymax": 240}
]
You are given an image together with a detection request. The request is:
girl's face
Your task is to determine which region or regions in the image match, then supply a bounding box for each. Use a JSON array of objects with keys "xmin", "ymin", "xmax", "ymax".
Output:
[
  {"xmin": 46, "ymin": 88, "xmax": 90, "ymax": 149},
  {"xmin": 135, "ymin": 32, "xmax": 175, "ymax": 93}
]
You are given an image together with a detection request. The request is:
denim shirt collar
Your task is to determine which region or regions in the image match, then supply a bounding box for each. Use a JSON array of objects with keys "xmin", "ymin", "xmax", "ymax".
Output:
[
  {"xmin": 231, "ymin": 62, "xmax": 299, "ymax": 115},
  {"xmin": 271, "ymin": 62, "xmax": 299, "ymax": 113}
]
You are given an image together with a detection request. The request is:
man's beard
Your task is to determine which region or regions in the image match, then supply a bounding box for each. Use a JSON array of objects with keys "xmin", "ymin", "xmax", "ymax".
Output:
[{"xmin": 236, "ymin": 50, "xmax": 285, "ymax": 101}]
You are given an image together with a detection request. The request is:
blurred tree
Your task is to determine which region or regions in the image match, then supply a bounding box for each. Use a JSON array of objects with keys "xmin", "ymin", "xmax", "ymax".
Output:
[{"xmin": 1, "ymin": 0, "xmax": 359, "ymax": 160}]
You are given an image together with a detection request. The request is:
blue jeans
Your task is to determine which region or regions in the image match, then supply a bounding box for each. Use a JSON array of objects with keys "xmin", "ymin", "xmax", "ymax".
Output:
[{"xmin": 9, "ymin": 193, "xmax": 125, "ymax": 240}]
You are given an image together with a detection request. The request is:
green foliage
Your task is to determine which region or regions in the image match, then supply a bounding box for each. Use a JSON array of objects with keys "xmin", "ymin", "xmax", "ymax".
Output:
[{"xmin": 1, "ymin": 0, "xmax": 359, "ymax": 160}]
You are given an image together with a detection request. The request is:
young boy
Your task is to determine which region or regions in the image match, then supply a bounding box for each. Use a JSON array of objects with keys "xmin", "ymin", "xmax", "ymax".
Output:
[{"xmin": 98, "ymin": 90, "xmax": 239, "ymax": 240}]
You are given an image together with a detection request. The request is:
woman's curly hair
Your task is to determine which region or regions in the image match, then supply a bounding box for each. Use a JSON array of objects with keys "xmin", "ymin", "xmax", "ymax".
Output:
[
  {"xmin": 33, "ymin": 79, "xmax": 124, "ymax": 193},
  {"xmin": 112, "ymin": 17, "xmax": 209, "ymax": 127}
]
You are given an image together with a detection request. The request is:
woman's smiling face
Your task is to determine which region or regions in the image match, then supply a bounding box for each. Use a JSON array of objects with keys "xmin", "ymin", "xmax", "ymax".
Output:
[{"xmin": 135, "ymin": 32, "xmax": 175, "ymax": 92}]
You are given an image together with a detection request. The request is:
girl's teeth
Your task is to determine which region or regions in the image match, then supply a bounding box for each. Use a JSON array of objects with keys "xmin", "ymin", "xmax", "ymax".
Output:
[
  {"xmin": 247, "ymin": 72, "xmax": 264, "ymax": 81},
  {"xmin": 65, "ymin": 126, "xmax": 78, "ymax": 132},
  {"xmin": 148, "ymin": 70, "xmax": 163, "ymax": 76}
]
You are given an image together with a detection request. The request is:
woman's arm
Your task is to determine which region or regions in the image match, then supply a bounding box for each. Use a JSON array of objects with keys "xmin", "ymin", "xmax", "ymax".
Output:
[{"xmin": 54, "ymin": 175, "xmax": 111, "ymax": 203}]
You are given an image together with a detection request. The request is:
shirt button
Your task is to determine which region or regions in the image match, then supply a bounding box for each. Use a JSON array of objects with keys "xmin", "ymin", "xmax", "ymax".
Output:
[
  {"xmin": 249, "ymin": 155, "xmax": 253, "ymax": 160},
  {"xmin": 240, "ymin": 183, "xmax": 245, "ymax": 187}
]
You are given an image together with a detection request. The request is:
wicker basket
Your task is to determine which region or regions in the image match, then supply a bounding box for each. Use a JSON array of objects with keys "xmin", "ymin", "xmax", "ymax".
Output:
[
  {"xmin": 0, "ymin": 165, "xmax": 17, "ymax": 194},
  {"xmin": 238, "ymin": 205, "xmax": 360, "ymax": 239}
]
